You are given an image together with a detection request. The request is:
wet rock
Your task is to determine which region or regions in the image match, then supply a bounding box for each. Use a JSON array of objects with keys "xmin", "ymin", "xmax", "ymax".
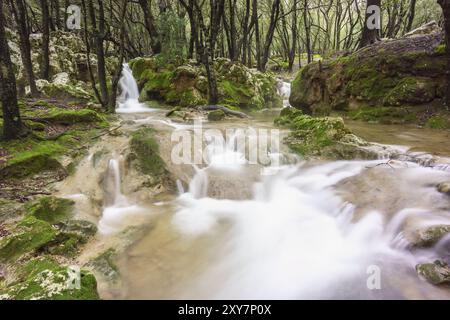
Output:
[
  {"xmin": 208, "ymin": 110, "xmax": 226, "ymax": 121},
  {"xmin": 416, "ymin": 260, "xmax": 450, "ymax": 285},
  {"xmin": 129, "ymin": 128, "xmax": 166, "ymax": 178},
  {"xmin": 437, "ymin": 182, "xmax": 450, "ymax": 195},
  {"xmin": 87, "ymin": 249, "xmax": 119, "ymax": 281},
  {"xmin": 410, "ymin": 225, "xmax": 450, "ymax": 248}
]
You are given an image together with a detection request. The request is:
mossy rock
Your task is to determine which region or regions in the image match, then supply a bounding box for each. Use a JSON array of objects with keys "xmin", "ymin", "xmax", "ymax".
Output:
[
  {"xmin": 41, "ymin": 109, "xmax": 105, "ymax": 125},
  {"xmin": 348, "ymin": 106, "xmax": 417, "ymax": 124},
  {"xmin": 384, "ymin": 77, "xmax": 437, "ymax": 106},
  {"xmin": 26, "ymin": 197, "xmax": 75, "ymax": 224},
  {"xmin": 0, "ymin": 256, "xmax": 99, "ymax": 300},
  {"xmin": 0, "ymin": 139, "xmax": 65, "ymax": 179},
  {"xmin": 207, "ymin": 110, "xmax": 226, "ymax": 121},
  {"xmin": 290, "ymin": 33, "xmax": 446, "ymax": 117},
  {"xmin": 37, "ymin": 80, "xmax": 93, "ymax": 102},
  {"xmin": 411, "ymin": 225, "xmax": 450, "ymax": 248},
  {"xmin": 129, "ymin": 128, "xmax": 166, "ymax": 177},
  {"xmin": 416, "ymin": 261, "xmax": 450, "ymax": 285},
  {"xmin": 87, "ymin": 249, "xmax": 119, "ymax": 281},
  {"xmin": 46, "ymin": 220, "xmax": 97, "ymax": 257},
  {"xmin": 0, "ymin": 216, "xmax": 57, "ymax": 263},
  {"xmin": 275, "ymin": 112, "xmax": 374, "ymax": 159},
  {"xmin": 425, "ymin": 114, "xmax": 450, "ymax": 129}
]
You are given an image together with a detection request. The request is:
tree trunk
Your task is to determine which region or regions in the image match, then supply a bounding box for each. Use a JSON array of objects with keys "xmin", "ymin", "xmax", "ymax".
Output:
[
  {"xmin": 405, "ymin": 0, "xmax": 417, "ymax": 33},
  {"xmin": 288, "ymin": 0, "xmax": 298, "ymax": 72},
  {"xmin": 0, "ymin": 0, "xmax": 27, "ymax": 140},
  {"xmin": 40, "ymin": 0, "xmax": 51, "ymax": 79},
  {"xmin": 11, "ymin": 0, "xmax": 39, "ymax": 96},
  {"xmin": 139, "ymin": 0, "xmax": 162, "ymax": 54},
  {"xmin": 303, "ymin": 0, "xmax": 312, "ymax": 64},
  {"xmin": 260, "ymin": 0, "xmax": 280, "ymax": 71},
  {"xmin": 252, "ymin": 0, "xmax": 261, "ymax": 70},
  {"xmin": 438, "ymin": 0, "xmax": 450, "ymax": 108},
  {"xmin": 359, "ymin": 0, "xmax": 381, "ymax": 48}
]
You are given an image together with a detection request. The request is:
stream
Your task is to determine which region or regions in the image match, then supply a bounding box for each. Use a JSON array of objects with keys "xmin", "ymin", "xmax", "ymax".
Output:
[{"xmin": 56, "ymin": 71, "xmax": 450, "ymax": 300}]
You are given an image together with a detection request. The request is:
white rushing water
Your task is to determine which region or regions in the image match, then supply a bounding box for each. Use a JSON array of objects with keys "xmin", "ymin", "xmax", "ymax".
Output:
[
  {"xmin": 117, "ymin": 63, "xmax": 155, "ymax": 113},
  {"xmin": 99, "ymin": 68, "xmax": 450, "ymax": 299},
  {"xmin": 169, "ymin": 158, "xmax": 450, "ymax": 299},
  {"xmin": 99, "ymin": 157, "xmax": 148, "ymax": 235}
]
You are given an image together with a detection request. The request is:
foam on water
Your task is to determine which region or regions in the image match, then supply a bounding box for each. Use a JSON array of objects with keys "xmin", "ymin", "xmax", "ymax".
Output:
[{"xmin": 116, "ymin": 64, "xmax": 155, "ymax": 114}]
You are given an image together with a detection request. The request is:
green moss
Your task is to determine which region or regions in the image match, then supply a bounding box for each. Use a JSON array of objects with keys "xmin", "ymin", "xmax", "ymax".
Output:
[
  {"xmin": 0, "ymin": 256, "xmax": 99, "ymax": 300},
  {"xmin": 47, "ymin": 220, "xmax": 97, "ymax": 257},
  {"xmin": 218, "ymin": 80, "xmax": 259, "ymax": 109},
  {"xmin": 41, "ymin": 109, "xmax": 105, "ymax": 125},
  {"xmin": 348, "ymin": 106, "xmax": 415, "ymax": 124},
  {"xmin": 0, "ymin": 139, "xmax": 64, "ymax": 178},
  {"xmin": 0, "ymin": 216, "xmax": 57, "ymax": 263},
  {"xmin": 130, "ymin": 128, "xmax": 166, "ymax": 177},
  {"xmin": 208, "ymin": 110, "xmax": 226, "ymax": 121},
  {"xmin": 384, "ymin": 77, "xmax": 436, "ymax": 105},
  {"xmin": 425, "ymin": 114, "xmax": 450, "ymax": 129},
  {"xmin": 434, "ymin": 44, "xmax": 446, "ymax": 55},
  {"xmin": 276, "ymin": 112, "xmax": 352, "ymax": 157},
  {"xmin": 26, "ymin": 197, "xmax": 75, "ymax": 224}
]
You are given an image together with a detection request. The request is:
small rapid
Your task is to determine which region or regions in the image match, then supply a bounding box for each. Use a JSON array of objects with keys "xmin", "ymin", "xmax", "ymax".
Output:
[{"xmin": 68, "ymin": 71, "xmax": 450, "ymax": 300}]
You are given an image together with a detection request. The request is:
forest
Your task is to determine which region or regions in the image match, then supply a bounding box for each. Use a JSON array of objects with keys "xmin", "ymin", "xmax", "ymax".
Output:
[{"xmin": 0, "ymin": 0, "xmax": 450, "ymax": 301}]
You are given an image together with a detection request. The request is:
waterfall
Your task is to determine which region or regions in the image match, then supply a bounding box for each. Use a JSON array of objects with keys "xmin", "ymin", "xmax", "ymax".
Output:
[
  {"xmin": 116, "ymin": 63, "xmax": 154, "ymax": 113},
  {"xmin": 99, "ymin": 156, "xmax": 148, "ymax": 235}
]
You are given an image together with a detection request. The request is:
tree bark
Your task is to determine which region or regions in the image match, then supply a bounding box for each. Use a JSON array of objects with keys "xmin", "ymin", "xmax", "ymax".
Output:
[
  {"xmin": 40, "ymin": 0, "xmax": 51, "ymax": 79},
  {"xmin": 10, "ymin": 0, "xmax": 39, "ymax": 96},
  {"xmin": 0, "ymin": 0, "xmax": 27, "ymax": 140},
  {"xmin": 359, "ymin": 0, "xmax": 381, "ymax": 48},
  {"xmin": 438, "ymin": 0, "xmax": 450, "ymax": 108},
  {"xmin": 138, "ymin": 0, "xmax": 162, "ymax": 54}
]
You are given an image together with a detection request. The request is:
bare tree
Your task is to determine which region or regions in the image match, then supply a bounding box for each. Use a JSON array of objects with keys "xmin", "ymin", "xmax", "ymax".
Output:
[{"xmin": 0, "ymin": 0, "xmax": 27, "ymax": 140}]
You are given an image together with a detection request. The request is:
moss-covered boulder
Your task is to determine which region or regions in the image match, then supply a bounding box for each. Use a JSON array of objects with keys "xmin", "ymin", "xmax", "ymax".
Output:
[
  {"xmin": 129, "ymin": 127, "xmax": 166, "ymax": 177},
  {"xmin": 208, "ymin": 110, "xmax": 226, "ymax": 121},
  {"xmin": 0, "ymin": 216, "xmax": 57, "ymax": 263},
  {"xmin": 410, "ymin": 225, "xmax": 450, "ymax": 248},
  {"xmin": 47, "ymin": 220, "xmax": 97, "ymax": 257},
  {"xmin": 416, "ymin": 260, "xmax": 450, "ymax": 286},
  {"xmin": 87, "ymin": 249, "xmax": 119, "ymax": 281},
  {"xmin": 26, "ymin": 197, "xmax": 75, "ymax": 224},
  {"xmin": 36, "ymin": 80, "xmax": 93, "ymax": 102},
  {"xmin": 275, "ymin": 108, "xmax": 381, "ymax": 159},
  {"xmin": 129, "ymin": 56, "xmax": 282, "ymax": 110},
  {"xmin": 290, "ymin": 31, "xmax": 447, "ymax": 124},
  {"xmin": 0, "ymin": 256, "xmax": 99, "ymax": 300}
]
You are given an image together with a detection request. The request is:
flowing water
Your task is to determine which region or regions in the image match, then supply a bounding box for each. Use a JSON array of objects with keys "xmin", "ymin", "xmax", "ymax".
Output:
[{"xmin": 59, "ymin": 70, "xmax": 450, "ymax": 300}]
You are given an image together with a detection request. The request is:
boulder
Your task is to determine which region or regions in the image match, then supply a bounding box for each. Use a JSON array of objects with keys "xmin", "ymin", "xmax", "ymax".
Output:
[
  {"xmin": 208, "ymin": 110, "xmax": 226, "ymax": 121},
  {"xmin": 290, "ymin": 29, "xmax": 447, "ymax": 123},
  {"xmin": 416, "ymin": 260, "xmax": 450, "ymax": 285},
  {"xmin": 129, "ymin": 56, "xmax": 282, "ymax": 110}
]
